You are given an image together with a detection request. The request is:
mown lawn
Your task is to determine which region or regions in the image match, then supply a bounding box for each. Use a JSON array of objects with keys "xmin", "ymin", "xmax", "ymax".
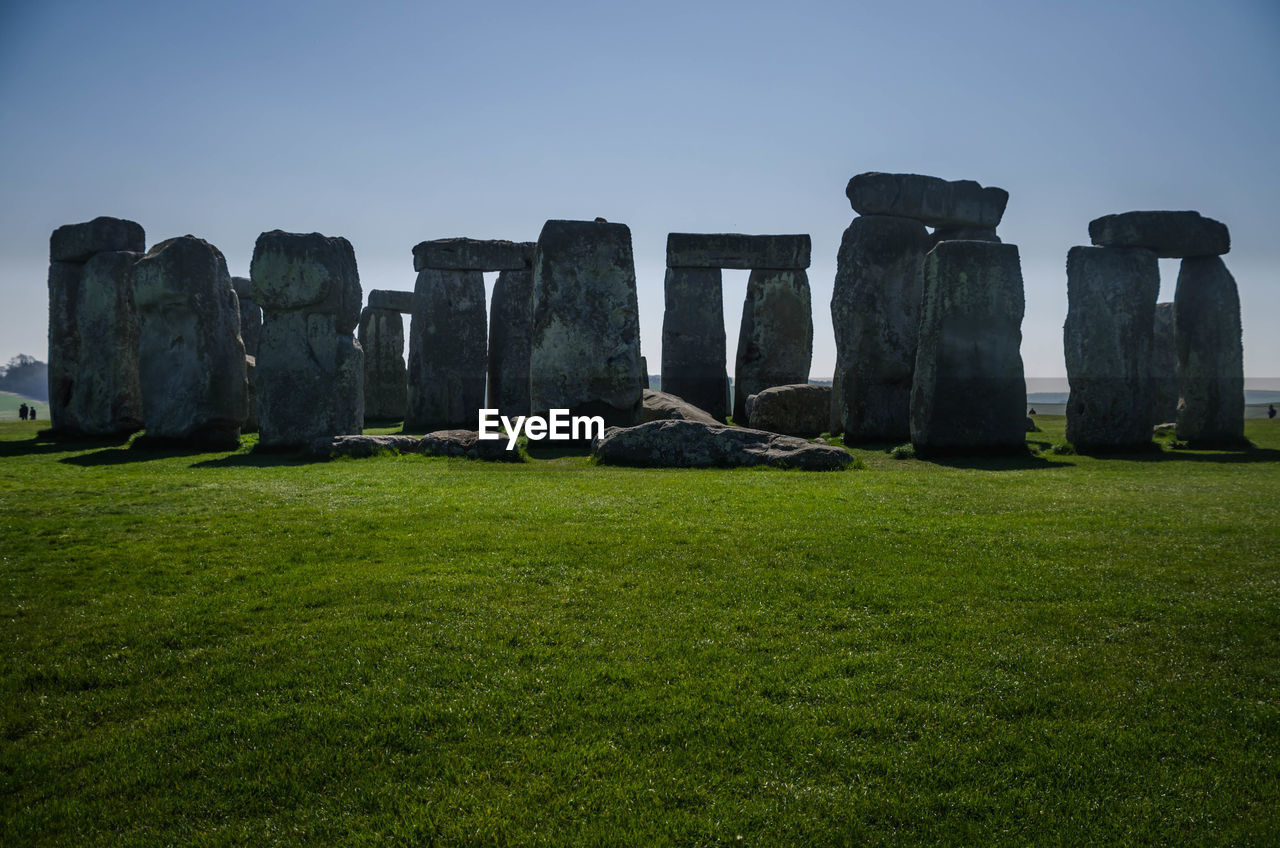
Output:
[{"xmin": 2, "ymin": 416, "xmax": 1278, "ymax": 846}]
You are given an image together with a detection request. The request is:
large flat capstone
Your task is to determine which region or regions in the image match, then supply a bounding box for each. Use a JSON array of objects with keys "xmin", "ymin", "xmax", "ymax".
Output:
[
  {"xmin": 1088, "ymin": 211, "xmax": 1229, "ymax": 258},
  {"xmin": 367, "ymin": 289, "xmax": 415, "ymax": 313},
  {"xmin": 666, "ymin": 233, "xmax": 811, "ymax": 270},
  {"xmin": 845, "ymin": 172, "xmax": 1009, "ymax": 230},
  {"xmin": 50, "ymin": 216, "xmax": 146, "ymax": 263},
  {"xmin": 412, "ymin": 238, "xmax": 536, "ymax": 272}
]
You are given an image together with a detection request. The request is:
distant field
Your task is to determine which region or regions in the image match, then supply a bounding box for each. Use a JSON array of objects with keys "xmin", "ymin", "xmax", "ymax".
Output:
[
  {"xmin": 1, "ymin": 417, "xmax": 1278, "ymax": 846},
  {"xmin": 0, "ymin": 391, "xmax": 48, "ymax": 421}
]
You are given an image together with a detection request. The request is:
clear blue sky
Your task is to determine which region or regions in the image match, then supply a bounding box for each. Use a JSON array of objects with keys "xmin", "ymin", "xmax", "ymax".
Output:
[{"xmin": 2, "ymin": 0, "xmax": 1277, "ymax": 379}]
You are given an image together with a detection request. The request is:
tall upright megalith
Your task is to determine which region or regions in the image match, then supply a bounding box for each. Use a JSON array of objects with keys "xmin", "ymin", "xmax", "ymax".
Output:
[
  {"xmin": 530, "ymin": 220, "xmax": 644, "ymax": 426},
  {"xmin": 46, "ymin": 216, "xmax": 145, "ymax": 437},
  {"xmin": 1064, "ymin": 246, "xmax": 1160, "ymax": 449},
  {"xmin": 231, "ymin": 276, "xmax": 262, "ymax": 356},
  {"xmin": 663, "ymin": 233, "xmax": 810, "ymax": 422},
  {"xmin": 250, "ymin": 230, "xmax": 364, "ymax": 448},
  {"xmin": 359, "ymin": 305, "xmax": 408, "ymax": 421},
  {"xmin": 733, "ymin": 269, "xmax": 812, "ymax": 424},
  {"xmin": 1150, "ymin": 302, "xmax": 1178, "ymax": 424},
  {"xmin": 1175, "ymin": 257, "xmax": 1244, "ymax": 445},
  {"xmin": 131, "ymin": 236, "xmax": 247, "ymax": 446},
  {"xmin": 407, "ymin": 238, "xmax": 532, "ymax": 430},
  {"xmin": 830, "ymin": 215, "xmax": 929, "ymax": 441},
  {"xmin": 833, "ymin": 172, "xmax": 1008, "ymax": 442},
  {"xmin": 910, "ymin": 240, "xmax": 1026, "ymax": 453},
  {"xmin": 488, "ymin": 267, "xmax": 535, "ymax": 418}
]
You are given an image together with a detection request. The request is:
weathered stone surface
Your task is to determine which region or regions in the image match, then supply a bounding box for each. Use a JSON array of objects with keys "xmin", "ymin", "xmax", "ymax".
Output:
[
  {"xmin": 733, "ymin": 269, "xmax": 813, "ymax": 423},
  {"xmin": 231, "ymin": 277, "xmax": 262, "ymax": 356},
  {"xmin": 50, "ymin": 216, "xmax": 145, "ymax": 263},
  {"xmin": 930, "ymin": 227, "xmax": 1000, "ymax": 249},
  {"xmin": 359, "ymin": 307, "xmax": 407, "ymax": 421},
  {"xmin": 1174, "ymin": 256, "xmax": 1244, "ymax": 444},
  {"xmin": 419, "ymin": 429, "xmax": 523, "ymax": 461},
  {"xmin": 367, "ymin": 289, "xmax": 415, "ymax": 313},
  {"xmin": 308, "ymin": 434, "xmax": 423, "ymax": 457},
  {"xmin": 661, "ymin": 266, "xmax": 729, "ymax": 419},
  {"xmin": 250, "ymin": 230, "xmax": 364, "ymax": 448},
  {"xmin": 488, "ymin": 268, "xmax": 534, "ymax": 418},
  {"xmin": 846, "ymin": 172, "xmax": 1009, "ymax": 229},
  {"xmin": 665, "ymin": 233, "xmax": 811, "ymax": 270},
  {"xmin": 592, "ymin": 419, "xmax": 853, "ymax": 470},
  {"xmin": 745, "ymin": 384, "xmax": 832, "ymax": 438},
  {"xmin": 910, "ymin": 241, "xmax": 1027, "ymax": 453},
  {"xmin": 249, "ymin": 230, "xmax": 362, "ymax": 330},
  {"xmin": 642, "ymin": 388, "xmax": 718, "ymax": 425},
  {"xmin": 406, "ymin": 268, "xmax": 487, "ymax": 430},
  {"xmin": 1150, "ymin": 302, "xmax": 1179, "ymax": 425},
  {"xmin": 1089, "ymin": 211, "xmax": 1229, "ymax": 258},
  {"xmin": 1064, "ymin": 246, "xmax": 1160, "ymax": 449},
  {"xmin": 830, "ymin": 214, "xmax": 929, "ymax": 441},
  {"xmin": 46, "ymin": 252, "xmax": 144, "ymax": 436},
  {"xmin": 530, "ymin": 219, "xmax": 644, "ymax": 427},
  {"xmin": 244, "ymin": 354, "xmax": 258, "ymax": 433},
  {"xmin": 412, "ymin": 238, "xmax": 536, "ymax": 272},
  {"xmin": 131, "ymin": 236, "xmax": 247, "ymax": 446}
]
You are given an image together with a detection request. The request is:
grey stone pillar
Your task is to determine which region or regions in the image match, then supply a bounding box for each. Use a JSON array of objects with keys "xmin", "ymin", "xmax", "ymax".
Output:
[
  {"xmin": 359, "ymin": 306, "xmax": 407, "ymax": 421},
  {"xmin": 1150, "ymin": 302, "xmax": 1178, "ymax": 425},
  {"xmin": 661, "ymin": 266, "xmax": 728, "ymax": 420},
  {"xmin": 530, "ymin": 220, "xmax": 644, "ymax": 427},
  {"xmin": 830, "ymin": 214, "xmax": 929, "ymax": 441},
  {"xmin": 406, "ymin": 268, "xmax": 487, "ymax": 430},
  {"xmin": 910, "ymin": 241, "xmax": 1026, "ymax": 453},
  {"xmin": 1064, "ymin": 246, "xmax": 1160, "ymax": 449},
  {"xmin": 250, "ymin": 230, "xmax": 364, "ymax": 448},
  {"xmin": 488, "ymin": 268, "xmax": 534, "ymax": 418},
  {"xmin": 132, "ymin": 236, "xmax": 247, "ymax": 446},
  {"xmin": 1175, "ymin": 256, "xmax": 1244, "ymax": 445},
  {"xmin": 46, "ymin": 217, "xmax": 145, "ymax": 437},
  {"xmin": 733, "ymin": 269, "xmax": 812, "ymax": 424}
]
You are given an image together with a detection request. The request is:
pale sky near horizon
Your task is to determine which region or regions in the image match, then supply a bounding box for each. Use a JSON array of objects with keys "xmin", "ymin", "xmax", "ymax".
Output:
[{"xmin": 1, "ymin": 0, "xmax": 1277, "ymax": 379}]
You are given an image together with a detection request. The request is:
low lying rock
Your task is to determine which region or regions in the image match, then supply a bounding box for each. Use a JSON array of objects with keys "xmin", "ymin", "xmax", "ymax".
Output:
[
  {"xmin": 1088, "ymin": 211, "xmax": 1229, "ymax": 258},
  {"xmin": 642, "ymin": 389, "xmax": 719, "ymax": 424},
  {"xmin": 592, "ymin": 419, "xmax": 853, "ymax": 470},
  {"xmin": 308, "ymin": 430, "xmax": 523, "ymax": 461},
  {"xmin": 745, "ymin": 384, "xmax": 831, "ymax": 437}
]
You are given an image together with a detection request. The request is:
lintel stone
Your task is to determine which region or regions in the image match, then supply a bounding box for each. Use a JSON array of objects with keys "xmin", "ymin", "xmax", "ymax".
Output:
[
  {"xmin": 412, "ymin": 238, "xmax": 536, "ymax": 272},
  {"xmin": 666, "ymin": 233, "xmax": 811, "ymax": 270}
]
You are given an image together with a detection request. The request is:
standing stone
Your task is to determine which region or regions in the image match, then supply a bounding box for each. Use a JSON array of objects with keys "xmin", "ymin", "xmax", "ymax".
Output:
[
  {"xmin": 232, "ymin": 276, "xmax": 262, "ymax": 356},
  {"xmin": 131, "ymin": 236, "xmax": 247, "ymax": 446},
  {"xmin": 46, "ymin": 217, "xmax": 145, "ymax": 437},
  {"xmin": 662, "ymin": 266, "xmax": 729, "ymax": 420},
  {"xmin": 530, "ymin": 219, "xmax": 644, "ymax": 427},
  {"xmin": 911, "ymin": 241, "xmax": 1026, "ymax": 453},
  {"xmin": 1063, "ymin": 246, "xmax": 1160, "ymax": 449},
  {"xmin": 488, "ymin": 267, "xmax": 534, "ymax": 418},
  {"xmin": 250, "ymin": 231, "xmax": 363, "ymax": 448},
  {"xmin": 830, "ymin": 214, "xmax": 929, "ymax": 441},
  {"xmin": 733, "ymin": 269, "xmax": 812, "ymax": 424},
  {"xmin": 1150, "ymin": 302, "xmax": 1179, "ymax": 424},
  {"xmin": 359, "ymin": 306, "xmax": 407, "ymax": 421},
  {"xmin": 406, "ymin": 268, "xmax": 487, "ymax": 430},
  {"xmin": 1174, "ymin": 256, "xmax": 1244, "ymax": 445}
]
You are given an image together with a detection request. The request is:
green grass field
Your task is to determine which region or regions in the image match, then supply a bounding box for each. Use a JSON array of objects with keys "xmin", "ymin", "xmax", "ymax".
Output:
[
  {"xmin": 2, "ymin": 417, "xmax": 1278, "ymax": 846},
  {"xmin": 0, "ymin": 392, "xmax": 48, "ymax": 422}
]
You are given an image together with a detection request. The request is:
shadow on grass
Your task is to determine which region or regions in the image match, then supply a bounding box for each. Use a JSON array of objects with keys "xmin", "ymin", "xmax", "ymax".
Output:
[
  {"xmin": 190, "ymin": 449, "xmax": 319, "ymax": 469},
  {"xmin": 924, "ymin": 450, "xmax": 1070, "ymax": 471},
  {"xmin": 1125, "ymin": 443, "xmax": 1280, "ymax": 464},
  {"xmin": 0, "ymin": 433, "xmax": 130, "ymax": 459},
  {"xmin": 60, "ymin": 444, "xmax": 211, "ymax": 466}
]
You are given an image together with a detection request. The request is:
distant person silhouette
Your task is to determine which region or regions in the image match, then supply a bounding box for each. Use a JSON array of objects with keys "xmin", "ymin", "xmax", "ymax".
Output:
[
  {"xmin": 1269, "ymin": 404, "xmax": 1277, "ymax": 419},
  {"xmin": 1028, "ymin": 408, "xmax": 1037, "ymax": 415},
  {"xmin": 18, "ymin": 403, "xmax": 28, "ymax": 421}
]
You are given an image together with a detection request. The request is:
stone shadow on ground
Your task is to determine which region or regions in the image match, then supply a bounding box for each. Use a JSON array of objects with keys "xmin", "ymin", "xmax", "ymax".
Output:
[
  {"xmin": 190, "ymin": 449, "xmax": 320, "ymax": 469},
  {"xmin": 0, "ymin": 434, "xmax": 129, "ymax": 459},
  {"xmin": 922, "ymin": 450, "xmax": 1068, "ymax": 471},
  {"xmin": 1120, "ymin": 443, "xmax": 1280, "ymax": 464},
  {"xmin": 60, "ymin": 444, "xmax": 210, "ymax": 466}
]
